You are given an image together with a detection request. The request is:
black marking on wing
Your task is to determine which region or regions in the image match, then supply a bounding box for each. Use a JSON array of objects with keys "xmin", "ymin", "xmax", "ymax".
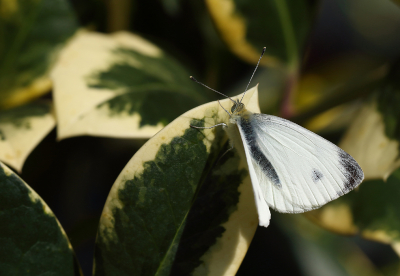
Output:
[
  {"xmin": 312, "ymin": 169, "xmax": 323, "ymax": 183},
  {"xmin": 239, "ymin": 116, "xmax": 281, "ymax": 188},
  {"xmin": 338, "ymin": 151, "xmax": 364, "ymax": 195}
]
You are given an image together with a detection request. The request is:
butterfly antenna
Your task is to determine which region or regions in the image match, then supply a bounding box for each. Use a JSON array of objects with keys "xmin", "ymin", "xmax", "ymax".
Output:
[
  {"xmin": 218, "ymin": 99, "xmax": 231, "ymax": 117},
  {"xmin": 190, "ymin": 76, "xmax": 236, "ymax": 104},
  {"xmin": 240, "ymin": 47, "xmax": 266, "ymax": 103}
]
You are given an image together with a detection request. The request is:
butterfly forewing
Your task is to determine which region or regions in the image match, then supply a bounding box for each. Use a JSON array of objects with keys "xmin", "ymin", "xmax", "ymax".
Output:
[{"xmin": 237, "ymin": 113, "xmax": 364, "ymax": 214}]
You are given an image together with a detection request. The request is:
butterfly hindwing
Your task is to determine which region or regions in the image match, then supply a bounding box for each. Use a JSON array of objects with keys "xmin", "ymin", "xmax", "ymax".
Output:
[
  {"xmin": 240, "ymin": 134, "xmax": 272, "ymax": 227},
  {"xmin": 237, "ymin": 113, "xmax": 364, "ymax": 214}
]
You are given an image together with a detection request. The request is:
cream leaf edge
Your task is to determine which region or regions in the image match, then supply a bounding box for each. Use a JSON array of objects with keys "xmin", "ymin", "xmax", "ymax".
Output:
[
  {"xmin": 98, "ymin": 86, "xmax": 260, "ymax": 276},
  {"xmin": 0, "ymin": 103, "xmax": 55, "ymax": 172}
]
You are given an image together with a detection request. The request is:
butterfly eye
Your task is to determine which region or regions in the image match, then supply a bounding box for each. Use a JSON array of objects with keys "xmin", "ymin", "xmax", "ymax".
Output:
[{"xmin": 231, "ymin": 104, "xmax": 237, "ymax": 113}]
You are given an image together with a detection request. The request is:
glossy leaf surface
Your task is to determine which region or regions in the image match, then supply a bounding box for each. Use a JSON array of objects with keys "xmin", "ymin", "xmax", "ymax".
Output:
[
  {"xmin": 94, "ymin": 87, "xmax": 261, "ymax": 276},
  {"xmin": 0, "ymin": 162, "xmax": 80, "ymax": 275}
]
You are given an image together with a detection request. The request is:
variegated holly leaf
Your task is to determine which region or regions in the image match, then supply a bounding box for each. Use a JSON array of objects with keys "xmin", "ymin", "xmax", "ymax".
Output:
[
  {"xmin": 340, "ymin": 61, "xmax": 400, "ymax": 181},
  {"xmin": 303, "ymin": 61, "xmax": 400, "ymax": 256},
  {"xmin": 205, "ymin": 0, "xmax": 319, "ymax": 68},
  {"xmin": 0, "ymin": 162, "xmax": 81, "ymax": 275},
  {"xmin": 306, "ymin": 168, "xmax": 400, "ymax": 257},
  {"xmin": 0, "ymin": 101, "xmax": 55, "ymax": 172},
  {"xmin": 51, "ymin": 31, "xmax": 206, "ymax": 140},
  {"xmin": 0, "ymin": 0, "xmax": 78, "ymax": 108},
  {"xmin": 94, "ymin": 87, "xmax": 260, "ymax": 276},
  {"xmin": 291, "ymin": 57, "xmax": 387, "ymax": 125},
  {"xmin": 340, "ymin": 102, "xmax": 400, "ymax": 181}
]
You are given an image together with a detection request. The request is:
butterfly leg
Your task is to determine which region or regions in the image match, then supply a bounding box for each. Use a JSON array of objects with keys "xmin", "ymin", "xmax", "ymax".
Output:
[
  {"xmin": 190, "ymin": 123, "xmax": 227, "ymax": 129},
  {"xmin": 217, "ymin": 143, "xmax": 234, "ymax": 163}
]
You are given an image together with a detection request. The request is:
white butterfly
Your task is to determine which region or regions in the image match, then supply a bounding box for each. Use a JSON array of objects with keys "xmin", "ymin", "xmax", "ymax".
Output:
[{"xmin": 190, "ymin": 48, "xmax": 364, "ymax": 228}]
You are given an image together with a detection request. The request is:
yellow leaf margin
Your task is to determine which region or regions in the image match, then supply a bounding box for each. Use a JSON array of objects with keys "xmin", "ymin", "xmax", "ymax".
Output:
[{"xmin": 97, "ymin": 86, "xmax": 261, "ymax": 275}]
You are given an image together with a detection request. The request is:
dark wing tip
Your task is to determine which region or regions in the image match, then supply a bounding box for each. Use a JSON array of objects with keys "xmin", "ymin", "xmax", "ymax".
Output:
[{"xmin": 338, "ymin": 151, "xmax": 364, "ymax": 193}]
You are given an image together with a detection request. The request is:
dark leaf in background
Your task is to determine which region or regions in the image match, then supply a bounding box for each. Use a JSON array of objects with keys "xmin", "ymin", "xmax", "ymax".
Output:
[
  {"xmin": 0, "ymin": 0, "xmax": 78, "ymax": 108},
  {"xmin": 206, "ymin": 0, "xmax": 319, "ymax": 69},
  {"xmin": 376, "ymin": 59, "xmax": 400, "ymax": 143}
]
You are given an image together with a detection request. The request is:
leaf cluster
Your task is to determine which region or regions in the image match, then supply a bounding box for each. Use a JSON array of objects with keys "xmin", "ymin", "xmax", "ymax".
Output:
[{"xmin": 1, "ymin": 0, "xmax": 400, "ymax": 275}]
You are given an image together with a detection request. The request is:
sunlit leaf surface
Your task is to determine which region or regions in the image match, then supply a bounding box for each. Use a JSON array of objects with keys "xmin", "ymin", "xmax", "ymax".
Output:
[
  {"xmin": 292, "ymin": 57, "xmax": 387, "ymax": 124},
  {"xmin": 94, "ymin": 87, "xmax": 261, "ymax": 276},
  {"xmin": 340, "ymin": 103, "xmax": 400, "ymax": 180},
  {"xmin": 52, "ymin": 31, "xmax": 206, "ymax": 140},
  {"xmin": 0, "ymin": 0, "xmax": 78, "ymax": 108},
  {"xmin": 0, "ymin": 101, "xmax": 55, "ymax": 172},
  {"xmin": 0, "ymin": 162, "xmax": 80, "ymax": 275}
]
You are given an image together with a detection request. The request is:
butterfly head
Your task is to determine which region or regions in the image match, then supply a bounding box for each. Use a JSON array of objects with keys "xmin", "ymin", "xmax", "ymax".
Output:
[{"xmin": 231, "ymin": 100, "xmax": 245, "ymax": 114}]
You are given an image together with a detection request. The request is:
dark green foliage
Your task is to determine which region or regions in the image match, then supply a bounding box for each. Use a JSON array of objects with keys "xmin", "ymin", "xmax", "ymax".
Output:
[
  {"xmin": 95, "ymin": 120, "xmax": 246, "ymax": 275},
  {"xmin": 170, "ymin": 142, "xmax": 246, "ymax": 275},
  {"xmin": 377, "ymin": 60, "xmax": 400, "ymax": 142},
  {"xmin": 0, "ymin": 0, "xmax": 78, "ymax": 99},
  {"xmin": 234, "ymin": 0, "xmax": 317, "ymax": 64},
  {"xmin": 351, "ymin": 169, "xmax": 400, "ymax": 240},
  {"xmin": 0, "ymin": 165, "xmax": 78, "ymax": 276},
  {"xmin": 0, "ymin": 102, "xmax": 50, "ymax": 128}
]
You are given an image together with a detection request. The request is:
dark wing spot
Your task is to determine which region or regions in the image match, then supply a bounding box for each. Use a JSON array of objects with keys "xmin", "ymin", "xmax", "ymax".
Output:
[
  {"xmin": 338, "ymin": 151, "xmax": 364, "ymax": 194},
  {"xmin": 312, "ymin": 169, "xmax": 324, "ymax": 183}
]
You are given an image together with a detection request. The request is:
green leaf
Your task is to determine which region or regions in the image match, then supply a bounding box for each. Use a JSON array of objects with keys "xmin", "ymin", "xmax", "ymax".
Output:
[
  {"xmin": 307, "ymin": 168, "xmax": 400, "ymax": 254},
  {"xmin": 51, "ymin": 31, "xmax": 207, "ymax": 140},
  {"xmin": 205, "ymin": 0, "xmax": 319, "ymax": 68},
  {"xmin": 159, "ymin": 0, "xmax": 182, "ymax": 16},
  {"xmin": 339, "ymin": 102, "xmax": 400, "ymax": 181},
  {"xmin": 94, "ymin": 87, "xmax": 261, "ymax": 276},
  {"xmin": 278, "ymin": 214, "xmax": 385, "ymax": 276},
  {"xmin": 376, "ymin": 60, "xmax": 400, "ymax": 142},
  {"xmin": 351, "ymin": 170, "xmax": 400, "ymax": 239},
  {"xmin": 0, "ymin": 162, "xmax": 81, "ymax": 275},
  {"xmin": 0, "ymin": 0, "xmax": 78, "ymax": 108},
  {"xmin": 305, "ymin": 61, "xmax": 400, "ymax": 252},
  {"xmin": 0, "ymin": 101, "xmax": 55, "ymax": 172},
  {"xmin": 338, "ymin": 61, "xmax": 400, "ymax": 181}
]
